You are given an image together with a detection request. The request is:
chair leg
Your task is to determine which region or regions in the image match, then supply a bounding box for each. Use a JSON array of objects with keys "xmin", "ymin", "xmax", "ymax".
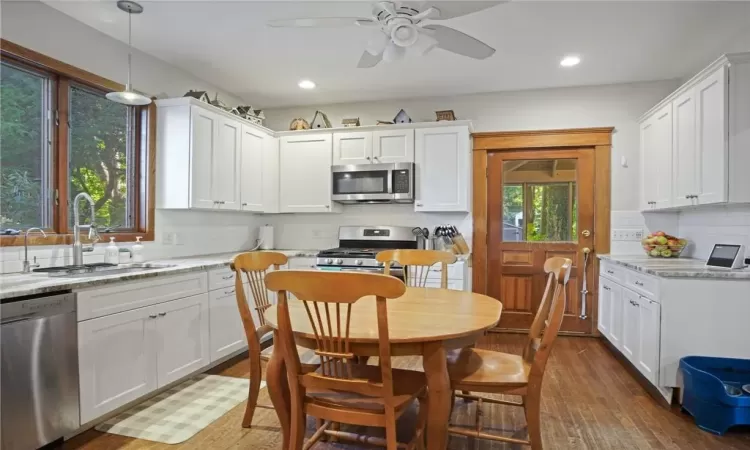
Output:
[
  {"xmin": 289, "ymin": 391, "xmax": 306, "ymax": 450},
  {"xmin": 241, "ymin": 349, "xmax": 262, "ymax": 428},
  {"xmin": 524, "ymin": 391, "xmax": 543, "ymax": 450},
  {"xmin": 384, "ymin": 407, "xmax": 399, "ymax": 450}
]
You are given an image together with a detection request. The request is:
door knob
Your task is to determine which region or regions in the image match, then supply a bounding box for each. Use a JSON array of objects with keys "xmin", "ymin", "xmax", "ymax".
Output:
[{"xmin": 581, "ymin": 230, "xmax": 591, "ymax": 237}]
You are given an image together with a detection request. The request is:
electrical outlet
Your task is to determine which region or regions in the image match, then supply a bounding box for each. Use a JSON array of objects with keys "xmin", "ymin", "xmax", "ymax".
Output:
[
  {"xmin": 162, "ymin": 232, "xmax": 174, "ymax": 245},
  {"xmin": 173, "ymin": 232, "xmax": 184, "ymax": 245},
  {"xmin": 633, "ymin": 230, "xmax": 644, "ymax": 240},
  {"xmin": 612, "ymin": 229, "xmax": 644, "ymax": 241}
]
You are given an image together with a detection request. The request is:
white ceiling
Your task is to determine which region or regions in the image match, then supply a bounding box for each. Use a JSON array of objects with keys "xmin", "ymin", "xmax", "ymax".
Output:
[{"xmin": 46, "ymin": 1, "xmax": 750, "ymax": 108}]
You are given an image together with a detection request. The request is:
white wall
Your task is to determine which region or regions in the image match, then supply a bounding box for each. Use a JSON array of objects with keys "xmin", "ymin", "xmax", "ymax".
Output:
[
  {"xmin": 264, "ymin": 80, "xmax": 679, "ymax": 250},
  {"xmin": 0, "ymin": 1, "xmax": 262, "ymax": 272}
]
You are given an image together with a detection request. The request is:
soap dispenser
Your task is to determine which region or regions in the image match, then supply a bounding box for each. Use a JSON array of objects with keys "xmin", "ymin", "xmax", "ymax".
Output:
[
  {"xmin": 105, "ymin": 237, "xmax": 119, "ymax": 265},
  {"xmin": 132, "ymin": 236, "xmax": 144, "ymax": 263}
]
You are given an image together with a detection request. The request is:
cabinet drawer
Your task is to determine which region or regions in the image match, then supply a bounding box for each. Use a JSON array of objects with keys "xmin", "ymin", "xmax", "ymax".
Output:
[
  {"xmin": 625, "ymin": 270, "xmax": 659, "ymax": 300},
  {"xmin": 428, "ymin": 261, "xmax": 465, "ymax": 280},
  {"xmin": 77, "ymin": 272, "xmax": 208, "ymax": 321},
  {"xmin": 208, "ymin": 266, "xmax": 236, "ymax": 291},
  {"xmin": 599, "ymin": 260, "xmax": 624, "ymax": 283},
  {"xmin": 288, "ymin": 257, "xmax": 317, "ymax": 270}
]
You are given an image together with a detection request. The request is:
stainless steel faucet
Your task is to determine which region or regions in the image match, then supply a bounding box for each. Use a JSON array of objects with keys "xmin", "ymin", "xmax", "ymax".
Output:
[
  {"xmin": 72, "ymin": 193, "xmax": 101, "ymax": 265},
  {"xmin": 23, "ymin": 227, "xmax": 47, "ymax": 273}
]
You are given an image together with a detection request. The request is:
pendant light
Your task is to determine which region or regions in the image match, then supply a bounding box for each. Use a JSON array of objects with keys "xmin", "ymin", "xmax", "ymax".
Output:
[{"xmin": 106, "ymin": 0, "xmax": 151, "ymax": 106}]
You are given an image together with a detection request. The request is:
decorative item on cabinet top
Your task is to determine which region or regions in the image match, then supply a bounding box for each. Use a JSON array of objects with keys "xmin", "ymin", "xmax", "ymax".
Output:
[
  {"xmin": 394, "ymin": 109, "xmax": 412, "ymax": 124},
  {"xmin": 209, "ymin": 93, "xmax": 228, "ymax": 109},
  {"xmin": 183, "ymin": 90, "xmax": 211, "ymax": 103},
  {"xmin": 435, "ymin": 110, "xmax": 456, "ymax": 121},
  {"xmin": 289, "ymin": 118, "xmax": 310, "ymax": 130},
  {"xmin": 342, "ymin": 117, "xmax": 360, "ymax": 127},
  {"xmin": 310, "ymin": 110, "xmax": 332, "ymax": 129}
]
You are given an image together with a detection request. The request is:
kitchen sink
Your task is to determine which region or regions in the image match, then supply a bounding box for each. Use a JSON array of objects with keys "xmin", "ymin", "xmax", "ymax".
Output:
[{"xmin": 33, "ymin": 262, "xmax": 178, "ymax": 278}]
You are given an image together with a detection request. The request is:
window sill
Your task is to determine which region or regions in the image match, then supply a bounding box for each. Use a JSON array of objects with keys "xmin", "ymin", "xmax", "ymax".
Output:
[{"xmin": 0, "ymin": 231, "xmax": 154, "ymax": 247}]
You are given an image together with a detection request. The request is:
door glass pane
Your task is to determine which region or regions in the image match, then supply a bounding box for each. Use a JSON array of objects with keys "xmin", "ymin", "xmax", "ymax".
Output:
[{"xmin": 502, "ymin": 159, "xmax": 577, "ymax": 242}]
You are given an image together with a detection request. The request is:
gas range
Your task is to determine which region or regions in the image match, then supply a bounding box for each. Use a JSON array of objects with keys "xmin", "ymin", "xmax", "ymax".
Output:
[{"xmin": 315, "ymin": 226, "xmax": 417, "ymax": 272}]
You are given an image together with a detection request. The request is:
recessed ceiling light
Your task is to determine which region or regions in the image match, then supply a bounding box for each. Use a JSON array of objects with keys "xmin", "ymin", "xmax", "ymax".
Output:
[
  {"xmin": 298, "ymin": 80, "xmax": 316, "ymax": 89},
  {"xmin": 560, "ymin": 56, "xmax": 581, "ymax": 67}
]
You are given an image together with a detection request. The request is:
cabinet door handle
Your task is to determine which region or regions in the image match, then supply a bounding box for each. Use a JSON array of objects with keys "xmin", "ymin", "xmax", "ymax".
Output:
[
  {"xmin": 149, "ymin": 314, "xmax": 157, "ymax": 319},
  {"xmin": 222, "ymin": 274, "xmax": 234, "ymax": 279},
  {"xmin": 158, "ymin": 312, "xmax": 167, "ymax": 317},
  {"xmin": 602, "ymin": 286, "xmax": 611, "ymax": 291},
  {"xmin": 416, "ymin": 202, "xmax": 423, "ymax": 207},
  {"xmin": 325, "ymin": 205, "xmax": 330, "ymax": 209},
  {"xmin": 373, "ymin": 156, "xmax": 379, "ymax": 161},
  {"xmin": 366, "ymin": 156, "xmax": 371, "ymax": 161},
  {"xmin": 225, "ymin": 289, "xmax": 235, "ymax": 295},
  {"xmin": 634, "ymin": 281, "xmax": 644, "ymax": 286},
  {"xmin": 606, "ymin": 270, "xmax": 614, "ymax": 274},
  {"xmin": 242, "ymin": 202, "xmax": 248, "ymax": 206}
]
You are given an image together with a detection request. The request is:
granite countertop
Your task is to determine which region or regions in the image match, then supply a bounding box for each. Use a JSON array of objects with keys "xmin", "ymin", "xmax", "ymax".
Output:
[
  {"xmin": 0, "ymin": 249, "xmax": 320, "ymax": 301},
  {"xmin": 598, "ymin": 254, "xmax": 750, "ymax": 280}
]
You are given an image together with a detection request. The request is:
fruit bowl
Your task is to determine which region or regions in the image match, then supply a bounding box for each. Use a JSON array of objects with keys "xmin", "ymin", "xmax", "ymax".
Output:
[{"xmin": 642, "ymin": 232, "xmax": 687, "ymax": 258}]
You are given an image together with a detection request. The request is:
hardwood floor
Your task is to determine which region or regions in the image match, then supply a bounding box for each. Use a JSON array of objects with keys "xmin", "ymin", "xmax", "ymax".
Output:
[{"xmin": 64, "ymin": 335, "xmax": 750, "ymax": 450}]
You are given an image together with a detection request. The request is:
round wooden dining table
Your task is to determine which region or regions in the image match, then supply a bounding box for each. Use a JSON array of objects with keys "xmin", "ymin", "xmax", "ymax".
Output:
[{"xmin": 263, "ymin": 286, "xmax": 503, "ymax": 450}]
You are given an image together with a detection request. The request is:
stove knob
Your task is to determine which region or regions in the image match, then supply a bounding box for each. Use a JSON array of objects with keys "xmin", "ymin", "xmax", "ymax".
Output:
[
  {"xmin": 325, "ymin": 258, "xmax": 333, "ymax": 264},
  {"xmin": 355, "ymin": 259, "xmax": 363, "ymax": 266},
  {"xmin": 378, "ymin": 261, "xmax": 385, "ymax": 267},
  {"xmin": 335, "ymin": 259, "xmax": 343, "ymax": 265}
]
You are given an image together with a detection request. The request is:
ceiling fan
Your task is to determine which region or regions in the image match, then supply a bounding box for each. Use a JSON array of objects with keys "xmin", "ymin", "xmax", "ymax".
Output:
[{"xmin": 268, "ymin": 1, "xmax": 499, "ymax": 68}]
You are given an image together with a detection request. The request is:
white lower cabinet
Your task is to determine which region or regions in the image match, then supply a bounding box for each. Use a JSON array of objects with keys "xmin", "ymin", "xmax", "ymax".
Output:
[
  {"xmin": 637, "ymin": 295, "xmax": 661, "ymax": 384},
  {"xmin": 78, "ymin": 305, "xmax": 158, "ymax": 424},
  {"xmin": 208, "ymin": 286, "xmax": 248, "ymax": 363},
  {"xmin": 621, "ymin": 287, "xmax": 641, "ymax": 363},
  {"xmin": 78, "ymin": 290, "xmax": 210, "ymax": 424},
  {"xmin": 155, "ymin": 294, "xmax": 210, "ymax": 386}
]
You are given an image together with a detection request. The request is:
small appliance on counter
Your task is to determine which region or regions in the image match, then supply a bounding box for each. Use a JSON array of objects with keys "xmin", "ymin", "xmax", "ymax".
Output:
[
  {"xmin": 705, "ymin": 244, "xmax": 746, "ymax": 270},
  {"xmin": 259, "ymin": 224, "xmax": 274, "ymax": 250}
]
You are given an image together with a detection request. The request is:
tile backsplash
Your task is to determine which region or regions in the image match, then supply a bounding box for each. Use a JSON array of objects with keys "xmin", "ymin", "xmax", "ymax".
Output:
[{"xmin": 677, "ymin": 204, "xmax": 750, "ymax": 259}]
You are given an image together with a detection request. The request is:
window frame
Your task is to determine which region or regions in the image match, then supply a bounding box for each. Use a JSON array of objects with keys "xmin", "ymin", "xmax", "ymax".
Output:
[{"xmin": 1, "ymin": 39, "xmax": 155, "ymax": 246}]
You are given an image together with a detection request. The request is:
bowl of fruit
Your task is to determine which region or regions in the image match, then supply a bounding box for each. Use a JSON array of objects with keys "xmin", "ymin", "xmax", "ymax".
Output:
[{"xmin": 642, "ymin": 231, "xmax": 688, "ymax": 258}]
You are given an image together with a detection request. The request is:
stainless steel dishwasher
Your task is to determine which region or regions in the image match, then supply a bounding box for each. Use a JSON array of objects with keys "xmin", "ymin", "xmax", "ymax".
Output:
[{"xmin": 1, "ymin": 292, "xmax": 80, "ymax": 450}]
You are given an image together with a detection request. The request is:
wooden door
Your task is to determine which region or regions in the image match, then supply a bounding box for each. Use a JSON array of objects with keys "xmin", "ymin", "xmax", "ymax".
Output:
[
  {"xmin": 155, "ymin": 293, "xmax": 210, "ymax": 387},
  {"xmin": 332, "ymin": 131, "xmax": 372, "ymax": 165},
  {"xmin": 672, "ymin": 88, "xmax": 697, "ymax": 207},
  {"xmin": 240, "ymin": 125, "xmax": 265, "ymax": 212},
  {"xmin": 695, "ymin": 65, "xmax": 728, "ymax": 205},
  {"xmin": 487, "ymin": 148, "xmax": 595, "ymax": 333},
  {"xmin": 78, "ymin": 305, "xmax": 158, "ymax": 424},
  {"xmin": 214, "ymin": 117, "xmax": 241, "ymax": 210},
  {"xmin": 415, "ymin": 126, "xmax": 470, "ymax": 212},
  {"xmin": 373, "ymin": 129, "xmax": 414, "ymax": 163},
  {"xmin": 189, "ymin": 105, "xmax": 219, "ymax": 209},
  {"xmin": 279, "ymin": 134, "xmax": 334, "ymax": 213}
]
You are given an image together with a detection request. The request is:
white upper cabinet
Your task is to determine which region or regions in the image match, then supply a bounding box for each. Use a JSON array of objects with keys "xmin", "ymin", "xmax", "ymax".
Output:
[
  {"xmin": 214, "ymin": 117, "xmax": 242, "ymax": 210},
  {"xmin": 332, "ymin": 129, "xmax": 414, "ymax": 165},
  {"xmin": 157, "ymin": 98, "xmax": 277, "ymax": 212},
  {"xmin": 240, "ymin": 125, "xmax": 265, "ymax": 212},
  {"xmin": 333, "ymin": 131, "xmax": 372, "ymax": 165},
  {"xmin": 279, "ymin": 133, "xmax": 340, "ymax": 213},
  {"xmin": 415, "ymin": 125, "xmax": 470, "ymax": 212},
  {"xmin": 694, "ymin": 65, "xmax": 728, "ymax": 205},
  {"xmin": 189, "ymin": 106, "xmax": 219, "ymax": 209},
  {"xmin": 639, "ymin": 54, "xmax": 750, "ymax": 211},
  {"xmin": 373, "ymin": 129, "xmax": 414, "ymax": 163},
  {"xmin": 672, "ymin": 88, "xmax": 697, "ymax": 207}
]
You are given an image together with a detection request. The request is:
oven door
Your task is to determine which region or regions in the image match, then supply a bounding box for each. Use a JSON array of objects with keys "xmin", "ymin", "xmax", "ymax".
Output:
[
  {"xmin": 316, "ymin": 265, "xmax": 405, "ymax": 279},
  {"xmin": 332, "ymin": 163, "xmax": 393, "ymax": 203}
]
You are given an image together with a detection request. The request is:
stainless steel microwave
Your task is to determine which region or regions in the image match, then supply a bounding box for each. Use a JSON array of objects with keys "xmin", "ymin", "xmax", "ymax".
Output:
[{"xmin": 332, "ymin": 162, "xmax": 415, "ymax": 204}]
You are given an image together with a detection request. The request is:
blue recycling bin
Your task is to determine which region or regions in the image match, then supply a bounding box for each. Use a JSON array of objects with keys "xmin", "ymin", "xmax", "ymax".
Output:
[{"xmin": 679, "ymin": 356, "xmax": 750, "ymax": 435}]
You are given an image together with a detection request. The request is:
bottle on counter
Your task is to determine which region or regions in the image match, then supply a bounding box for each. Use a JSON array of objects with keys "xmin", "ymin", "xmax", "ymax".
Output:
[
  {"xmin": 105, "ymin": 237, "xmax": 119, "ymax": 265},
  {"xmin": 132, "ymin": 236, "xmax": 144, "ymax": 263}
]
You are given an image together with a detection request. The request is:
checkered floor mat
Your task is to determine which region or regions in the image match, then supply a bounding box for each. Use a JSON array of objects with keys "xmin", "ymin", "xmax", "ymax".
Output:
[{"xmin": 95, "ymin": 374, "xmax": 265, "ymax": 444}]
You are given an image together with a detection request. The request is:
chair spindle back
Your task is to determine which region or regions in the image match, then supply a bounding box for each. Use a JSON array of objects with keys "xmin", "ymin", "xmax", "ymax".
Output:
[{"xmin": 376, "ymin": 249, "xmax": 457, "ymax": 288}]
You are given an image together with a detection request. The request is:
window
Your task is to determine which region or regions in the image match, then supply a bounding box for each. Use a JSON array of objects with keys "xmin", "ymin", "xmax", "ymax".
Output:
[{"xmin": 0, "ymin": 40, "xmax": 154, "ymax": 245}]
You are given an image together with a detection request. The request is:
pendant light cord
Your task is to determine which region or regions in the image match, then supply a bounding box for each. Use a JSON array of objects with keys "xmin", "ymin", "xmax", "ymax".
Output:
[{"xmin": 127, "ymin": 9, "xmax": 132, "ymax": 90}]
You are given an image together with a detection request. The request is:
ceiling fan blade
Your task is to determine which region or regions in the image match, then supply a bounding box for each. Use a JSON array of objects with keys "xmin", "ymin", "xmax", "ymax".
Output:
[
  {"xmin": 421, "ymin": 24, "xmax": 495, "ymax": 59},
  {"xmin": 358, "ymin": 50, "xmax": 384, "ymax": 68},
  {"xmin": 400, "ymin": 1, "xmax": 505, "ymax": 20},
  {"xmin": 366, "ymin": 32, "xmax": 390, "ymax": 56},
  {"xmin": 382, "ymin": 40, "xmax": 406, "ymax": 62},
  {"xmin": 267, "ymin": 17, "xmax": 371, "ymax": 28}
]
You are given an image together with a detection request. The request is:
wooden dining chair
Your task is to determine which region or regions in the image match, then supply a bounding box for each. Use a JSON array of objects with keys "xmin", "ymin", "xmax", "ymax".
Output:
[
  {"xmin": 230, "ymin": 252, "xmax": 319, "ymax": 429},
  {"xmin": 376, "ymin": 249, "xmax": 457, "ymax": 288},
  {"xmin": 265, "ymin": 270, "xmax": 429, "ymax": 450},
  {"xmin": 445, "ymin": 257, "xmax": 573, "ymax": 450}
]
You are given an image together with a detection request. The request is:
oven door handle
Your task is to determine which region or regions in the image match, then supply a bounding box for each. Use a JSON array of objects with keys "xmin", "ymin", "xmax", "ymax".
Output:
[{"xmin": 387, "ymin": 169, "xmax": 393, "ymax": 195}]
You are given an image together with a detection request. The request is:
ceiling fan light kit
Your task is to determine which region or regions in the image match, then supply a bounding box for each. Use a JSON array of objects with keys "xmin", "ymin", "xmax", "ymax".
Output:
[{"xmin": 268, "ymin": 1, "xmax": 498, "ymax": 68}]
